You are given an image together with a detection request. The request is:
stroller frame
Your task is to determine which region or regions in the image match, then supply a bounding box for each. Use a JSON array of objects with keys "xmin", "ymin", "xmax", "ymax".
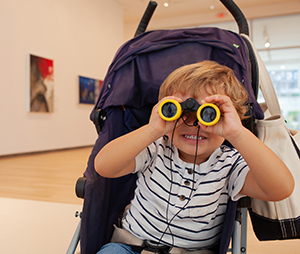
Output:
[
  {"xmin": 67, "ymin": 0, "xmax": 261, "ymax": 253},
  {"xmin": 66, "ymin": 192, "xmax": 250, "ymax": 254}
]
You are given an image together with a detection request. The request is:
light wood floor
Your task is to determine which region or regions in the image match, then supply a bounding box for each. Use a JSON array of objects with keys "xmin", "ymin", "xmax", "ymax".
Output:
[
  {"xmin": 0, "ymin": 147, "xmax": 299, "ymax": 254},
  {"xmin": 0, "ymin": 147, "xmax": 92, "ymax": 204}
]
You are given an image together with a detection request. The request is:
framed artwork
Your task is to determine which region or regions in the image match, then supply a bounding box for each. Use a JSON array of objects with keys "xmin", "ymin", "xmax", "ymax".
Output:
[
  {"xmin": 29, "ymin": 54, "xmax": 54, "ymax": 113},
  {"xmin": 79, "ymin": 76, "xmax": 103, "ymax": 104}
]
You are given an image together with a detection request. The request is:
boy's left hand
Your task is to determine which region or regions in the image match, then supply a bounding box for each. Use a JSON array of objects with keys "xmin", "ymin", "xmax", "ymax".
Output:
[
  {"xmin": 199, "ymin": 95, "xmax": 244, "ymax": 140},
  {"xmin": 201, "ymin": 97, "xmax": 294, "ymax": 202}
]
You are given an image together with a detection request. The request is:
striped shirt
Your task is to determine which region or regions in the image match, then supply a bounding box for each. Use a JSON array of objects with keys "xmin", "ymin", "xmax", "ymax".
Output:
[{"xmin": 122, "ymin": 136, "xmax": 249, "ymax": 250}]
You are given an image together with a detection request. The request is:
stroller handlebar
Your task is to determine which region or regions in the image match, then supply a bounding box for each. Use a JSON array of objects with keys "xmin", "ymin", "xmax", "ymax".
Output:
[
  {"xmin": 134, "ymin": 0, "xmax": 249, "ymax": 36},
  {"xmin": 220, "ymin": 0, "xmax": 249, "ymax": 35},
  {"xmin": 134, "ymin": 1, "xmax": 157, "ymax": 37}
]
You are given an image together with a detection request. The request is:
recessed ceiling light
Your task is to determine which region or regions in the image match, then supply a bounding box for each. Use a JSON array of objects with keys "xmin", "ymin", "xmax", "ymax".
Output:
[{"xmin": 264, "ymin": 42, "xmax": 271, "ymax": 48}]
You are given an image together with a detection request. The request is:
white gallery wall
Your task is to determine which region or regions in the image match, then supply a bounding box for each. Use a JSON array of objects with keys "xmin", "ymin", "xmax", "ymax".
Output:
[{"xmin": 0, "ymin": 0, "xmax": 123, "ymax": 156}]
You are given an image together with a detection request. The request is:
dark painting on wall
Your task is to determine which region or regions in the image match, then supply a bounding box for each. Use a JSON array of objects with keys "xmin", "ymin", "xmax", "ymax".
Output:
[{"xmin": 79, "ymin": 76, "xmax": 103, "ymax": 104}]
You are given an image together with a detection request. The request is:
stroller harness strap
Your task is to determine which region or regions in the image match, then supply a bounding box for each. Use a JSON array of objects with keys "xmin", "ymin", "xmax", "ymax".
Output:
[{"xmin": 111, "ymin": 225, "xmax": 215, "ymax": 254}]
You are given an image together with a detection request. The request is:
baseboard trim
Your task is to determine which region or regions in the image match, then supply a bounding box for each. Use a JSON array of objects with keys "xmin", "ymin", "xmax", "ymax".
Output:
[{"xmin": 0, "ymin": 145, "xmax": 94, "ymax": 158}]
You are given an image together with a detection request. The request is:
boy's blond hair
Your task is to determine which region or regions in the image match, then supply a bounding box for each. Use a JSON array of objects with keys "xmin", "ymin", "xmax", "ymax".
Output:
[{"xmin": 158, "ymin": 60, "xmax": 249, "ymax": 119}]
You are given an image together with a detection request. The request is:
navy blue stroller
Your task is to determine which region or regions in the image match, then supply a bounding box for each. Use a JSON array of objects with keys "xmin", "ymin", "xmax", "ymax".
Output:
[{"xmin": 66, "ymin": 1, "xmax": 264, "ymax": 254}]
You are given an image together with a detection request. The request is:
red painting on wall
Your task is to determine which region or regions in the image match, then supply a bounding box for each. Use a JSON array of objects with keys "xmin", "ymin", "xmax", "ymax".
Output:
[{"xmin": 29, "ymin": 54, "xmax": 54, "ymax": 112}]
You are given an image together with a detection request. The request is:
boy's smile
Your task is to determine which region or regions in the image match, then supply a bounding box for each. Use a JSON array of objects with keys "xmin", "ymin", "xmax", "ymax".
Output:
[
  {"xmin": 183, "ymin": 134, "xmax": 205, "ymax": 141},
  {"xmin": 167, "ymin": 91, "xmax": 225, "ymax": 165}
]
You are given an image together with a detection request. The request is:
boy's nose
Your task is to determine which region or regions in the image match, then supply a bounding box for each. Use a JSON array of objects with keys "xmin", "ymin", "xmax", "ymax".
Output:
[{"xmin": 182, "ymin": 111, "xmax": 199, "ymax": 126}]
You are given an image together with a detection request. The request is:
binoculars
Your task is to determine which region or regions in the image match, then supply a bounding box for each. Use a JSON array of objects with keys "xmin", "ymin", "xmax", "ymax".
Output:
[{"xmin": 158, "ymin": 98, "xmax": 220, "ymax": 126}]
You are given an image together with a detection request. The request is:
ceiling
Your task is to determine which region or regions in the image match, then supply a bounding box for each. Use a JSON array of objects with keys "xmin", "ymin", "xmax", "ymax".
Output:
[
  {"xmin": 114, "ymin": 0, "xmax": 300, "ymax": 70},
  {"xmin": 115, "ymin": 0, "xmax": 300, "ymax": 30}
]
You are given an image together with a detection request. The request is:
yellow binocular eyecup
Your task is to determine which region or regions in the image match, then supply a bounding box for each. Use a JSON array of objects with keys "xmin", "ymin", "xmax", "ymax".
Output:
[{"xmin": 158, "ymin": 98, "xmax": 220, "ymax": 126}]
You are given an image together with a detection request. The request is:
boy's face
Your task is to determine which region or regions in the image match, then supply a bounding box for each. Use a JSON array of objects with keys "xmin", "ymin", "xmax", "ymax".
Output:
[{"xmin": 167, "ymin": 90, "xmax": 225, "ymax": 165}]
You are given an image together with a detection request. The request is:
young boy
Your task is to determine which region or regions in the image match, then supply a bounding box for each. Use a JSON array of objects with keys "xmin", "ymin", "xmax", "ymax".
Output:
[{"xmin": 95, "ymin": 61, "xmax": 294, "ymax": 254}]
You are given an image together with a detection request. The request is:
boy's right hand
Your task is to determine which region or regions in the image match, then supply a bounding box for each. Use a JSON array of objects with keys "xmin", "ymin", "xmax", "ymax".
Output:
[
  {"xmin": 148, "ymin": 96, "xmax": 184, "ymax": 139},
  {"xmin": 95, "ymin": 96, "xmax": 184, "ymax": 178}
]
